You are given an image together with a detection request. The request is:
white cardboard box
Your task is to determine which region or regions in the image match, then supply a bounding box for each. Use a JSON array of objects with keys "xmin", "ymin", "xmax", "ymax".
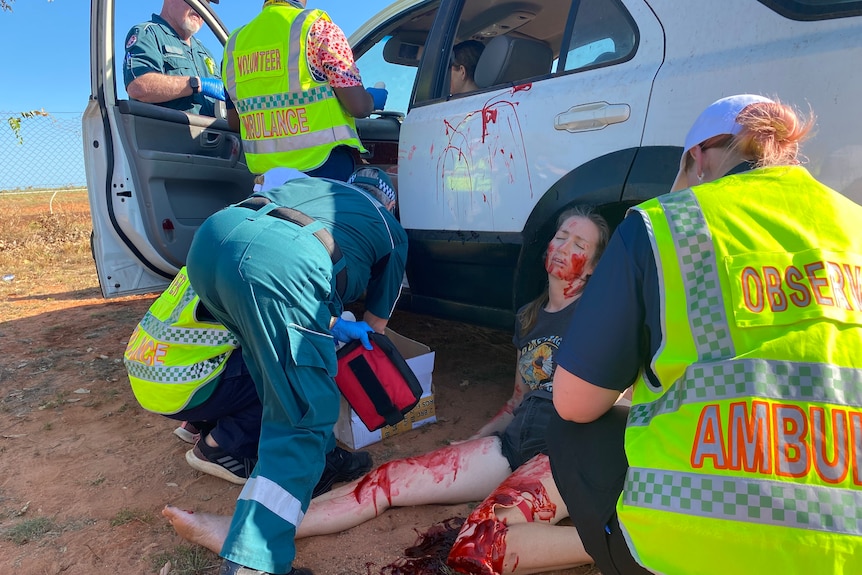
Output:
[{"xmin": 334, "ymin": 328, "xmax": 436, "ymax": 449}]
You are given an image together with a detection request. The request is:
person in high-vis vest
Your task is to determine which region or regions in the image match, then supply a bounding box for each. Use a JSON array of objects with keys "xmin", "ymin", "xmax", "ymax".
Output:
[
  {"xmin": 546, "ymin": 94, "xmax": 862, "ymax": 575},
  {"xmin": 123, "ymin": 268, "xmax": 373, "ymax": 497},
  {"xmin": 171, "ymin": 167, "xmax": 406, "ymax": 575},
  {"xmin": 221, "ymin": 0, "xmax": 388, "ymax": 182}
]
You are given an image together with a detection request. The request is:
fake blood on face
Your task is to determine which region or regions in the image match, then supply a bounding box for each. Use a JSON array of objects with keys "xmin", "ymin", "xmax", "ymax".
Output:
[{"xmin": 545, "ymin": 250, "xmax": 588, "ymax": 298}]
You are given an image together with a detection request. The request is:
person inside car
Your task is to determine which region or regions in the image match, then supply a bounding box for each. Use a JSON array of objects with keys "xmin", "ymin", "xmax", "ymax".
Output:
[{"xmin": 450, "ymin": 39, "xmax": 485, "ymax": 95}]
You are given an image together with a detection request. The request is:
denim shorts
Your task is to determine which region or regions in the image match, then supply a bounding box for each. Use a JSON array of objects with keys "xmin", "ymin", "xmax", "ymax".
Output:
[{"xmin": 496, "ymin": 392, "xmax": 555, "ymax": 470}]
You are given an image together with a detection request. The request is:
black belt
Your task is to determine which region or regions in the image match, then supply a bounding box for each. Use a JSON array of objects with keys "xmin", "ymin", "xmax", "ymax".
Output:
[{"xmin": 237, "ymin": 196, "xmax": 347, "ymax": 298}]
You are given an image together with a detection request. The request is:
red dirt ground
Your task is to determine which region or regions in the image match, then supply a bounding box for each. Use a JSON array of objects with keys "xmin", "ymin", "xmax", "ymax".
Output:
[{"xmin": 0, "ymin": 196, "xmax": 600, "ymax": 575}]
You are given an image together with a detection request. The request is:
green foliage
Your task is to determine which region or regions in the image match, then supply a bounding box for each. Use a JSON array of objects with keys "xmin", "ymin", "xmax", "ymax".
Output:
[
  {"xmin": 110, "ymin": 507, "xmax": 154, "ymax": 527},
  {"xmin": 6, "ymin": 110, "xmax": 50, "ymax": 145},
  {"xmin": 150, "ymin": 545, "xmax": 221, "ymax": 575},
  {"xmin": 2, "ymin": 1, "xmax": 57, "ymax": 14},
  {"xmin": 4, "ymin": 517, "xmax": 56, "ymax": 545}
]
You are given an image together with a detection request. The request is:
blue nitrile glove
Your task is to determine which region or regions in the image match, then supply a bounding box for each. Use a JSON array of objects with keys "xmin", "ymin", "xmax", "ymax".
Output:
[
  {"xmin": 200, "ymin": 77, "xmax": 226, "ymax": 101},
  {"xmin": 366, "ymin": 87, "xmax": 388, "ymax": 110},
  {"xmin": 331, "ymin": 318, "xmax": 374, "ymax": 350}
]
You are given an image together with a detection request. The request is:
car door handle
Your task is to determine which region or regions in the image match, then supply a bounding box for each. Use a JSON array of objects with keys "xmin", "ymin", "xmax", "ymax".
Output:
[
  {"xmin": 554, "ymin": 102, "xmax": 630, "ymax": 133},
  {"xmin": 201, "ymin": 130, "xmax": 223, "ymax": 148}
]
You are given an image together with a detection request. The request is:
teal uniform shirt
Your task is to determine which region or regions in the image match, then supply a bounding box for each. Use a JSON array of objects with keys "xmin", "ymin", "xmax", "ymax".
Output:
[
  {"xmin": 256, "ymin": 177, "xmax": 408, "ymax": 320},
  {"xmin": 123, "ymin": 13, "xmax": 221, "ymax": 116}
]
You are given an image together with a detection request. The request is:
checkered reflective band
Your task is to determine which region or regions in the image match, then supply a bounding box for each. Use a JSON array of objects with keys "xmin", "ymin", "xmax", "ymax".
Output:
[
  {"xmin": 139, "ymin": 308, "xmax": 238, "ymax": 347},
  {"xmin": 628, "ymin": 359, "xmax": 862, "ymax": 427},
  {"xmin": 236, "ymin": 85, "xmax": 334, "ymax": 113},
  {"xmin": 347, "ymin": 170, "xmax": 397, "ymax": 204},
  {"xmin": 623, "ymin": 467, "xmax": 862, "ymax": 536},
  {"xmin": 372, "ymin": 177, "xmax": 396, "ymax": 204},
  {"xmin": 125, "ymin": 352, "xmax": 230, "ymax": 385},
  {"xmin": 660, "ymin": 189, "xmax": 735, "ymax": 362}
]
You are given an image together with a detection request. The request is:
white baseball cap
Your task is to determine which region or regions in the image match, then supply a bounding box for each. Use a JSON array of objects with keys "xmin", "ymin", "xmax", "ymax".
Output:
[{"xmin": 683, "ymin": 94, "xmax": 774, "ymax": 154}]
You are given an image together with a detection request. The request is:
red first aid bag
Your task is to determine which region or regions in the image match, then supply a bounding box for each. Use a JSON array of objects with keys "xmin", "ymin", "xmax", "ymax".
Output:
[{"xmin": 335, "ymin": 332, "xmax": 423, "ymax": 432}]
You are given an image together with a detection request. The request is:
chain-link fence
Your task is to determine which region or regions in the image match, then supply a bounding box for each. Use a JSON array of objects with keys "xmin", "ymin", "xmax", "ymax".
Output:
[{"xmin": 1, "ymin": 111, "xmax": 86, "ymax": 192}]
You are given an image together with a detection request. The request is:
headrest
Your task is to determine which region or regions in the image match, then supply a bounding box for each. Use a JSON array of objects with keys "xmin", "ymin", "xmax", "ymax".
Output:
[{"xmin": 474, "ymin": 35, "xmax": 553, "ymax": 88}]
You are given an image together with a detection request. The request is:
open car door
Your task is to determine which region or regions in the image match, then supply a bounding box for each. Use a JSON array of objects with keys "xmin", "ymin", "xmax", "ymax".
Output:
[{"xmin": 83, "ymin": 0, "xmax": 254, "ymax": 297}]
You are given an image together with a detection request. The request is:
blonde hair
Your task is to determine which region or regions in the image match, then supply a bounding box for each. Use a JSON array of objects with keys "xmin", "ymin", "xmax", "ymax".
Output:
[
  {"xmin": 734, "ymin": 100, "xmax": 814, "ymax": 167},
  {"xmin": 517, "ymin": 206, "xmax": 610, "ymax": 335},
  {"xmin": 683, "ymin": 100, "xmax": 814, "ymax": 172}
]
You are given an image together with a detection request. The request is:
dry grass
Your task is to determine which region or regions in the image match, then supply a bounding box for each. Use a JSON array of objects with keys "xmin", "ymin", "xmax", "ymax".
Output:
[{"xmin": 0, "ymin": 190, "xmax": 97, "ymax": 298}]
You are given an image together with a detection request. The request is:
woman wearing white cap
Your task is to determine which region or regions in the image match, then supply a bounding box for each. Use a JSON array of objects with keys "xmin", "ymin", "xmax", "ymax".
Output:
[{"xmin": 548, "ymin": 95, "xmax": 862, "ymax": 575}]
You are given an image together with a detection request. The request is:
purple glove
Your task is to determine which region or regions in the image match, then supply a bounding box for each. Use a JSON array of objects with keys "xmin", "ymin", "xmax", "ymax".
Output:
[
  {"xmin": 200, "ymin": 77, "xmax": 226, "ymax": 101},
  {"xmin": 331, "ymin": 318, "xmax": 374, "ymax": 350},
  {"xmin": 366, "ymin": 87, "xmax": 388, "ymax": 111}
]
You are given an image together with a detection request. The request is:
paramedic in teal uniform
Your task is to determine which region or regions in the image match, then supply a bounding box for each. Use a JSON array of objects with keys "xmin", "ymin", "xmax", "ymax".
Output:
[
  {"xmin": 123, "ymin": 0, "xmax": 225, "ymax": 116},
  {"xmin": 185, "ymin": 167, "xmax": 407, "ymax": 575}
]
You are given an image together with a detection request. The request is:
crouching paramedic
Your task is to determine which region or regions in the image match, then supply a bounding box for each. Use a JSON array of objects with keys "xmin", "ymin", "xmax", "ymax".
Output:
[
  {"xmin": 184, "ymin": 166, "xmax": 406, "ymax": 575},
  {"xmin": 123, "ymin": 266, "xmax": 373, "ymax": 497}
]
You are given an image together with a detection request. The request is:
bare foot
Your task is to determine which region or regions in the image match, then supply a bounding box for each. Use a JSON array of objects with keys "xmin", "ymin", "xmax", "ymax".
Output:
[{"xmin": 162, "ymin": 504, "xmax": 231, "ymax": 554}]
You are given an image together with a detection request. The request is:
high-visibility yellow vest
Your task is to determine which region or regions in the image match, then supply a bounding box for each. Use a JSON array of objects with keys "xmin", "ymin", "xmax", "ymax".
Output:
[
  {"xmin": 222, "ymin": 4, "xmax": 366, "ymax": 174},
  {"xmin": 124, "ymin": 268, "xmax": 238, "ymax": 414},
  {"xmin": 621, "ymin": 166, "xmax": 862, "ymax": 574}
]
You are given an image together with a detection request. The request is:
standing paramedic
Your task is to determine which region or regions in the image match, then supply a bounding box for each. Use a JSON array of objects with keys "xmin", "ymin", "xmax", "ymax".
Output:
[
  {"xmin": 123, "ymin": 0, "xmax": 226, "ymax": 117},
  {"xmin": 221, "ymin": 0, "xmax": 389, "ymax": 182},
  {"xmin": 547, "ymin": 94, "xmax": 862, "ymax": 575},
  {"xmin": 186, "ymin": 167, "xmax": 406, "ymax": 575}
]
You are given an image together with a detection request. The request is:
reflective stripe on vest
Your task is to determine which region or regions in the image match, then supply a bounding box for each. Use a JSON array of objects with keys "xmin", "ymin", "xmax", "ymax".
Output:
[
  {"xmin": 629, "ymin": 357, "xmax": 862, "ymax": 426},
  {"xmin": 124, "ymin": 269, "xmax": 238, "ymax": 414},
  {"xmin": 222, "ymin": 7, "xmax": 365, "ymax": 174},
  {"xmin": 623, "ymin": 468, "xmax": 862, "ymax": 536},
  {"xmin": 620, "ymin": 168, "xmax": 862, "ymax": 574}
]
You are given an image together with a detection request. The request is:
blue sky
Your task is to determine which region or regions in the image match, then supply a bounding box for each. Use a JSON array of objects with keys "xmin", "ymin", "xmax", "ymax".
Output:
[
  {"xmin": 0, "ymin": 0, "xmax": 393, "ymax": 114},
  {"xmin": 0, "ymin": 1, "xmax": 392, "ymax": 190}
]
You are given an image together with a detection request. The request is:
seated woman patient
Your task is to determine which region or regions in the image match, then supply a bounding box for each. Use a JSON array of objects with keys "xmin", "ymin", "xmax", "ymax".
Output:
[{"xmin": 164, "ymin": 206, "xmax": 612, "ymax": 575}]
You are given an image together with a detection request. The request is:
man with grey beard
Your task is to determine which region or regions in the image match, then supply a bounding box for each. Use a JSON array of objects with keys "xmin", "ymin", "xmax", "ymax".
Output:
[{"xmin": 123, "ymin": 0, "xmax": 225, "ymax": 116}]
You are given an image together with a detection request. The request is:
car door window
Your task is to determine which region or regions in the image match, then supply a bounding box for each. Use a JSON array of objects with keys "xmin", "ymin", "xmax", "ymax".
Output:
[
  {"xmin": 447, "ymin": 0, "xmax": 563, "ymax": 93},
  {"xmin": 351, "ymin": 2, "xmax": 440, "ymax": 114},
  {"xmin": 354, "ymin": 38, "xmax": 422, "ymax": 115},
  {"xmin": 561, "ymin": 0, "xmax": 637, "ymax": 72}
]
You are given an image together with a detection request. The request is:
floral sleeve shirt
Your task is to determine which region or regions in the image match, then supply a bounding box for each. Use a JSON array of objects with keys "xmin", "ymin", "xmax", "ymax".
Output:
[{"xmin": 307, "ymin": 17, "xmax": 364, "ymax": 88}]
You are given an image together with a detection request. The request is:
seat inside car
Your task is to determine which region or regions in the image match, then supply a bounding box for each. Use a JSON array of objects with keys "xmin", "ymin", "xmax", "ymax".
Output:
[{"xmin": 474, "ymin": 34, "xmax": 554, "ymax": 89}]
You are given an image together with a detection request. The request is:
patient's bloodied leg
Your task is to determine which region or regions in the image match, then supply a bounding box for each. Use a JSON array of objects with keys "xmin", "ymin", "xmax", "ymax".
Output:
[
  {"xmin": 298, "ymin": 437, "xmax": 511, "ymax": 538},
  {"xmin": 162, "ymin": 439, "xmax": 512, "ymax": 556},
  {"xmin": 446, "ymin": 455, "xmax": 557, "ymax": 575}
]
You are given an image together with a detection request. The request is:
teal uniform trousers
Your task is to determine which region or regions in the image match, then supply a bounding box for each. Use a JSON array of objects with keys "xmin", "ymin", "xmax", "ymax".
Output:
[{"xmin": 187, "ymin": 177, "xmax": 407, "ymax": 573}]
